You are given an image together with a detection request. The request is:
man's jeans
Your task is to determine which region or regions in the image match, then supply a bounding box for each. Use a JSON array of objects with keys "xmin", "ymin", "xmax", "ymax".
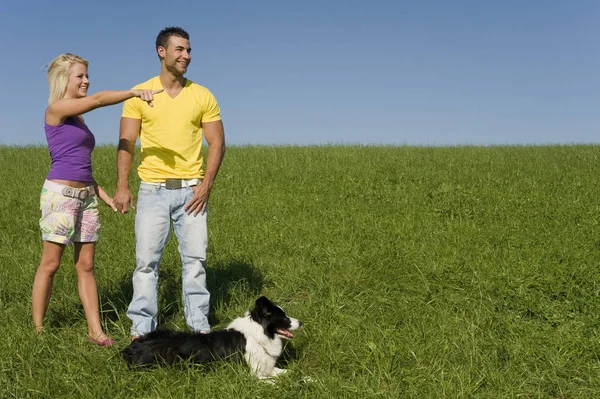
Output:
[{"xmin": 127, "ymin": 182, "xmax": 210, "ymax": 336}]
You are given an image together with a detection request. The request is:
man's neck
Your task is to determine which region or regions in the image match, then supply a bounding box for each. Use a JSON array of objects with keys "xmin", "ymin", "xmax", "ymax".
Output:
[{"xmin": 159, "ymin": 70, "xmax": 186, "ymax": 90}]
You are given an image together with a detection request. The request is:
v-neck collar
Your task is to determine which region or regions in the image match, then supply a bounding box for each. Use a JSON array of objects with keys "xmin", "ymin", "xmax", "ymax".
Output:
[{"xmin": 159, "ymin": 78, "xmax": 188, "ymax": 100}]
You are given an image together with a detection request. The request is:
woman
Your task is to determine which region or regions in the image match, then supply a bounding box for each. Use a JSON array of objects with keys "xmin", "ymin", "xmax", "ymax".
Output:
[{"xmin": 32, "ymin": 53, "xmax": 161, "ymax": 346}]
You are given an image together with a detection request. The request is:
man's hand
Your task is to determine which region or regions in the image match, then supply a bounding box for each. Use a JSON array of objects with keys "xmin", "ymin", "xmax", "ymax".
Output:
[
  {"xmin": 184, "ymin": 182, "xmax": 211, "ymax": 216},
  {"xmin": 114, "ymin": 187, "xmax": 135, "ymax": 214}
]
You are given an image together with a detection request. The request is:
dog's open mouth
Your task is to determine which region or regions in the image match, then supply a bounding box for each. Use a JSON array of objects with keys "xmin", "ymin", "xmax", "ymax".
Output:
[{"xmin": 276, "ymin": 328, "xmax": 294, "ymax": 339}]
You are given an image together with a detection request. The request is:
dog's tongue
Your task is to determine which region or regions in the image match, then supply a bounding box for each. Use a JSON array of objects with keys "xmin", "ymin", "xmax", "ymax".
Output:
[{"xmin": 277, "ymin": 328, "xmax": 294, "ymax": 338}]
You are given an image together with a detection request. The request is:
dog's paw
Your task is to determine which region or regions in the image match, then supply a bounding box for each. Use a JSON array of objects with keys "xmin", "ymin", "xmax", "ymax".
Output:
[
  {"xmin": 257, "ymin": 368, "xmax": 288, "ymax": 383},
  {"xmin": 272, "ymin": 367, "xmax": 288, "ymax": 377}
]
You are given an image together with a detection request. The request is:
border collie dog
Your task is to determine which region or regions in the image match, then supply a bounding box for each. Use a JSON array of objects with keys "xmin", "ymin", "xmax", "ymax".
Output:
[{"xmin": 122, "ymin": 296, "xmax": 302, "ymax": 379}]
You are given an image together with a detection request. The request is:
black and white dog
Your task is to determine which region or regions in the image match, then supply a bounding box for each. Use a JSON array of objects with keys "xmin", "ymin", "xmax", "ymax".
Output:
[{"xmin": 122, "ymin": 296, "xmax": 303, "ymax": 379}]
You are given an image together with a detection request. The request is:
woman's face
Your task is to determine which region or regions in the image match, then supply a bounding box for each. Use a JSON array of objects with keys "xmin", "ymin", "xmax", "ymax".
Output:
[{"xmin": 65, "ymin": 62, "xmax": 89, "ymax": 99}]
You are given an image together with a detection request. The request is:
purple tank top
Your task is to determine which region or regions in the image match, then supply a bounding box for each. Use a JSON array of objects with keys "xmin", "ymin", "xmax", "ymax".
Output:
[{"xmin": 45, "ymin": 116, "xmax": 95, "ymax": 183}]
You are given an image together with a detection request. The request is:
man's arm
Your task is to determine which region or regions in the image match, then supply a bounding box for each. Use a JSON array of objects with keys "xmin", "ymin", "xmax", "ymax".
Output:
[
  {"xmin": 185, "ymin": 120, "xmax": 225, "ymax": 215},
  {"xmin": 114, "ymin": 117, "xmax": 141, "ymax": 214},
  {"xmin": 202, "ymin": 120, "xmax": 226, "ymax": 190}
]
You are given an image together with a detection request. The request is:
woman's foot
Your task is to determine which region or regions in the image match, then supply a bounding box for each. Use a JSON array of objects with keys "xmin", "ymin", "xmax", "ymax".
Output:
[{"xmin": 88, "ymin": 332, "xmax": 116, "ymax": 347}]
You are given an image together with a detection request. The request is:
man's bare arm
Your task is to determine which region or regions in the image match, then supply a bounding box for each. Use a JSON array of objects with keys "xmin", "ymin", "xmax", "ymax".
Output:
[
  {"xmin": 114, "ymin": 117, "xmax": 141, "ymax": 213},
  {"xmin": 202, "ymin": 120, "xmax": 226, "ymax": 190},
  {"xmin": 184, "ymin": 120, "xmax": 225, "ymax": 215}
]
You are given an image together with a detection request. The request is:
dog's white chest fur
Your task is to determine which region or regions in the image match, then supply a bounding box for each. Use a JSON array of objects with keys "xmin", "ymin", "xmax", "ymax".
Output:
[{"xmin": 227, "ymin": 315, "xmax": 283, "ymax": 378}]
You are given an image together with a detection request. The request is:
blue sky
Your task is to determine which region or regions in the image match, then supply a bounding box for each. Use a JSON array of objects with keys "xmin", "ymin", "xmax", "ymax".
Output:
[{"xmin": 1, "ymin": 1, "xmax": 599, "ymax": 146}]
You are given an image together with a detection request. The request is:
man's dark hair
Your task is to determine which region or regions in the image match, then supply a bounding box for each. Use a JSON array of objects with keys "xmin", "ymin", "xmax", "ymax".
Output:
[{"xmin": 156, "ymin": 26, "xmax": 190, "ymax": 53}]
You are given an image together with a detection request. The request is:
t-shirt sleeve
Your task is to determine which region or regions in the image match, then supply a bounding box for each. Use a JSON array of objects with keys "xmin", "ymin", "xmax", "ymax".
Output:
[
  {"xmin": 122, "ymin": 96, "xmax": 141, "ymax": 119},
  {"xmin": 202, "ymin": 90, "xmax": 221, "ymax": 123}
]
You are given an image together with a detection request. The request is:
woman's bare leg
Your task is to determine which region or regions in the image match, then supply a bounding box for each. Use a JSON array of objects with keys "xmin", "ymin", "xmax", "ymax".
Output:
[
  {"xmin": 74, "ymin": 242, "xmax": 111, "ymax": 341},
  {"xmin": 32, "ymin": 241, "xmax": 65, "ymax": 331}
]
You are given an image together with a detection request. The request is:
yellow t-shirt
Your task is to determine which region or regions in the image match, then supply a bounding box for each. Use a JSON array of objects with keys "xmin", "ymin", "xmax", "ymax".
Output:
[{"xmin": 121, "ymin": 76, "xmax": 221, "ymax": 182}]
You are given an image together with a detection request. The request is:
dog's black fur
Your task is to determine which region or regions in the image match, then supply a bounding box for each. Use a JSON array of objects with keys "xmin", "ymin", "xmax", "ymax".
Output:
[
  {"xmin": 122, "ymin": 296, "xmax": 302, "ymax": 378},
  {"xmin": 122, "ymin": 328, "xmax": 247, "ymax": 365}
]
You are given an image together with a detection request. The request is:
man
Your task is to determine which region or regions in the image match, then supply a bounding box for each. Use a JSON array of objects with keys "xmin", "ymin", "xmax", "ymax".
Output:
[{"xmin": 114, "ymin": 26, "xmax": 225, "ymax": 339}]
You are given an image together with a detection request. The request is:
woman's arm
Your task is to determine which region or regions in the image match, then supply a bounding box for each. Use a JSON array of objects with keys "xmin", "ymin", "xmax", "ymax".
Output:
[
  {"xmin": 93, "ymin": 181, "xmax": 118, "ymax": 212},
  {"xmin": 46, "ymin": 89, "xmax": 162, "ymax": 125}
]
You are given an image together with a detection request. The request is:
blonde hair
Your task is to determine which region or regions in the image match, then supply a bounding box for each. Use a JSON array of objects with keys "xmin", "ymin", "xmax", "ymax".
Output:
[{"xmin": 47, "ymin": 53, "xmax": 89, "ymax": 105}]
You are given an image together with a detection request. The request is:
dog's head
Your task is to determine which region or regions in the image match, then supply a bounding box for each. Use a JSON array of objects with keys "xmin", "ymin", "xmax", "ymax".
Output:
[{"xmin": 249, "ymin": 296, "xmax": 302, "ymax": 340}]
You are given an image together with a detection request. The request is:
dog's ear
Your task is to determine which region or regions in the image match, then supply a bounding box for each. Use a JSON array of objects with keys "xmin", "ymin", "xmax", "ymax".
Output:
[
  {"xmin": 255, "ymin": 296, "xmax": 272, "ymax": 316},
  {"xmin": 256, "ymin": 296, "xmax": 269, "ymax": 305}
]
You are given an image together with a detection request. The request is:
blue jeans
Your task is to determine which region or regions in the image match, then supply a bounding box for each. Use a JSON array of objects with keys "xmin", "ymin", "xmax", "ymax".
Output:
[{"xmin": 127, "ymin": 182, "xmax": 210, "ymax": 336}]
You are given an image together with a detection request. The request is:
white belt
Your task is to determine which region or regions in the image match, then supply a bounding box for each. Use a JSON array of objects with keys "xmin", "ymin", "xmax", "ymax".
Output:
[
  {"xmin": 143, "ymin": 178, "xmax": 201, "ymax": 189},
  {"xmin": 43, "ymin": 180, "xmax": 95, "ymax": 200}
]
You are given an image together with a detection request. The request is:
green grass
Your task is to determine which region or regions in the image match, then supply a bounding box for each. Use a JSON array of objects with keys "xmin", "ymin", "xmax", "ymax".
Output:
[{"xmin": 2, "ymin": 144, "xmax": 600, "ymax": 398}]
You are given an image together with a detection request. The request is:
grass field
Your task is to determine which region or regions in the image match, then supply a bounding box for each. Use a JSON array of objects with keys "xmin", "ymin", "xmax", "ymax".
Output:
[{"xmin": 1, "ymin": 144, "xmax": 600, "ymax": 398}]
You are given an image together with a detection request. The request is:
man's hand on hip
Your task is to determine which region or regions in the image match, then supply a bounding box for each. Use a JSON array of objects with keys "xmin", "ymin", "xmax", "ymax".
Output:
[{"xmin": 185, "ymin": 182, "xmax": 211, "ymax": 216}]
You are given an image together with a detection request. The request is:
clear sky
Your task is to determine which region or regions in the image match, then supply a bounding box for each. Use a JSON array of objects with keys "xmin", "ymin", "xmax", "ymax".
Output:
[{"xmin": 1, "ymin": 1, "xmax": 599, "ymax": 146}]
